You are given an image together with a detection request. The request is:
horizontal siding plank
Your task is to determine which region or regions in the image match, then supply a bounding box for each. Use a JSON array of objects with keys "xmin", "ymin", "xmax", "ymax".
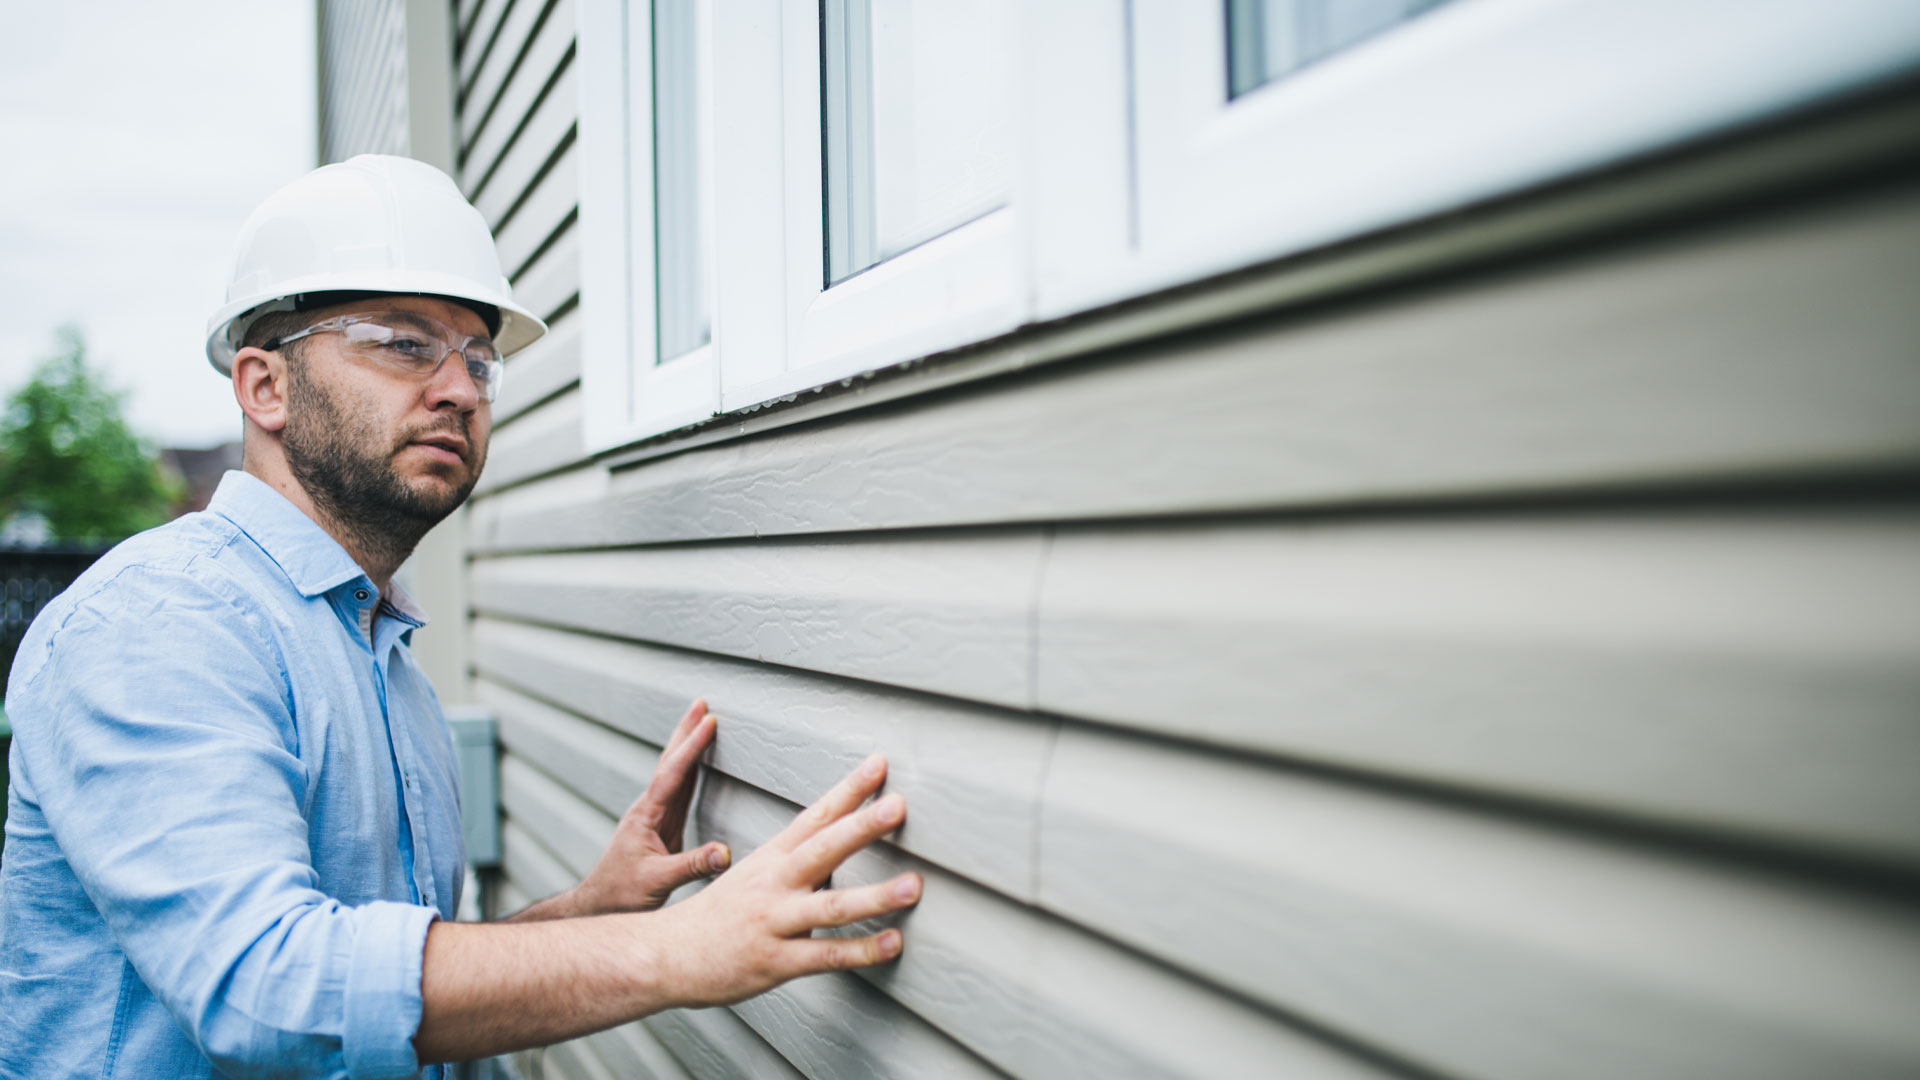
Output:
[
  {"xmin": 474, "ymin": 387, "xmax": 583, "ymax": 494},
  {"xmin": 491, "ymin": 877, "xmax": 534, "ymax": 922},
  {"xmin": 642, "ymin": 1007, "xmax": 806, "ymax": 1080},
  {"xmin": 1038, "ymin": 510, "xmax": 1920, "ymax": 868},
  {"xmin": 496, "ymin": 313, "xmax": 582, "ymax": 423},
  {"xmin": 499, "ymin": 753, "xmax": 614, "ymax": 879},
  {"xmin": 460, "ymin": 0, "xmax": 555, "ymax": 147},
  {"xmin": 472, "ymin": 59, "xmax": 576, "ymax": 224},
  {"xmin": 1038, "ymin": 726, "xmax": 1920, "ymax": 1080},
  {"xmin": 508, "ymin": 223, "xmax": 580, "ymax": 328},
  {"xmin": 690, "ymin": 771, "xmax": 1394, "ymax": 1080},
  {"xmin": 499, "ymin": 814, "xmax": 580, "ymax": 900},
  {"xmin": 586, "ymin": 1021, "xmax": 695, "ymax": 1080},
  {"xmin": 543, "ymin": 1037, "xmax": 616, "ymax": 1080},
  {"xmin": 471, "ymin": 186, "xmax": 1920, "ymax": 553},
  {"xmin": 483, "ymin": 677, "xmax": 661, "ymax": 819},
  {"xmin": 456, "ymin": 0, "xmax": 510, "ymax": 88},
  {"xmin": 493, "ymin": 139, "xmax": 577, "ymax": 275},
  {"xmin": 470, "ymin": 533, "xmax": 1042, "ymax": 709},
  {"xmin": 463, "ymin": 22, "xmax": 574, "ymax": 198},
  {"xmin": 472, "ymin": 618, "xmax": 1048, "ymax": 898}
]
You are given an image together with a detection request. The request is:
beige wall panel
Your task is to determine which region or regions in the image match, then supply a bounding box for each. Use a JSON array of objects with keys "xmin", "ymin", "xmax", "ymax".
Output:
[
  {"xmin": 469, "ymin": 533, "xmax": 1043, "ymax": 709},
  {"xmin": 542, "ymin": 1037, "xmax": 616, "ymax": 1080},
  {"xmin": 508, "ymin": 226, "xmax": 581, "ymax": 330},
  {"xmin": 473, "ymin": 60, "xmax": 577, "ymax": 225},
  {"xmin": 499, "ymin": 753, "xmax": 614, "ymax": 878},
  {"xmin": 1039, "ymin": 726, "xmax": 1920, "ymax": 1080},
  {"xmin": 585, "ymin": 1021, "xmax": 694, "ymax": 1080},
  {"xmin": 642, "ymin": 1008, "xmax": 806, "ymax": 1080},
  {"xmin": 476, "ymin": 387, "xmax": 584, "ymax": 494},
  {"xmin": 456, "ymin": 0, "xmax": 510, "ymax": 87},
  {"xmin": 471, "ymin": 620, "xmax": 1048, "ymax": 898},
  {"xmin": 1038, "ymin": 509, "xmax": 1920, "ymax": 867},
  {"xmin": 483, "ymin": 678, "xmax": 663, "ymax": 818},
  {"xmin": 459, "ymin": 0, "xmax": 555, "ymax": 147},
  {"xmin": 472, "ymin": 187, "xmax": 1920, "ymax": 554},
  {"xmin": 500, "ymin": 816, "xmax": 579, "ymax": 900},
  {"xmin": 689, "ymin": 771, "xmax": 1394, "ymax": 1080},
  {"xmin": 492, "ymin": 145, "xmax": 578, "ymax": 277},
  {"xmin": 463, "ymin": 20, "xmax": 575, "ymax": 196},
  {"xmin": 496, "ymin": 315, "xmax": 583, "ymax": 422}
]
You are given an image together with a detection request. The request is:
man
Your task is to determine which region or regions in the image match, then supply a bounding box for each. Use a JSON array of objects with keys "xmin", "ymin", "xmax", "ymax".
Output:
[{"xmin": 0, "ymin": 156, "xmax": 920, "ymax": 1078}]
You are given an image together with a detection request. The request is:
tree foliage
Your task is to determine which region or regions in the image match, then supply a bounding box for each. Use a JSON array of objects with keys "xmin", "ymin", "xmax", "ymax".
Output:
[{"xmin": 0, "ymin": 328, "xmax": 182, "ymax": 545}]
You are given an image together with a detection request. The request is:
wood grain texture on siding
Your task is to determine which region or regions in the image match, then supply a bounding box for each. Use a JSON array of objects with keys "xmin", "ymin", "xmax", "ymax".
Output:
[
  {"xmin": 474, "ymin": 387, "xmax": 584, "ymax": 494},
  {"xmin": 463, "ymin": 16, "xmax": 574, "ymax": 197},
  {"xmin": 495, "ymin": 314, "xmax": 582, "ymax": 423},
  {"xmin": 493, "ymin": 140, "xmax": 577, "ymax": 275},
  {"xmin": 642, "ymin": 1007, "xmax": 807, "ymax": 1080},
  {"xmin": 470, "ymin": 533, "xmax": 1043, "ymax": 709},
  {"xmin": 543, "ymin": 1037, "xmax": 616, "ymax": 1080},
  {"xmin": 471, "ymin": 618, "xmax": 1048, "ymax": 898},
  {"xmin": 1038, "ymin": 726, "xmax": 1920, "ymax": 1080},
  {"xmin": 460, "ymin": 0, "xmax": 554, "ymax": 148},
  {"xmin": 688, "ymin": 771, "xmax": 1397, "ymax": 1080},
  {"xmin": 471, "ymin": 186, "xmax": 1920, "ymax": 554},
  {"xmin": 1038, "ymin": 509, "xmax": 1920, "ymax": 868}
]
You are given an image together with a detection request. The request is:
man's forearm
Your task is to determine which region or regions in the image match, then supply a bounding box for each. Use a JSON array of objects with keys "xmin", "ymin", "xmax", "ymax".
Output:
[{"xmin": 415, "ymin": 914, "xmax": 666, "ymax": 1062}]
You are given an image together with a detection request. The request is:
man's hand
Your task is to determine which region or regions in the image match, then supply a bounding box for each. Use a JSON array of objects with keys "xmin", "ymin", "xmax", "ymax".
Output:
[
  {"xmin": 643, "ymin": 751, "xmax": 922, "ymax": 1008},
  {"xmin": 515, "ymin": 700, "xmax": 730, "ymax": 921},
  {"xmin": 415, "ymin": 753, "xmax": 922, "ymax": 1062}
]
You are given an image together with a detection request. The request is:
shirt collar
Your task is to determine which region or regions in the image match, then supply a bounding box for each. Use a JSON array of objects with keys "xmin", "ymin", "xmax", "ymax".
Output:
[{"xmin": 208, "ymin": 470, "xmax": 374, "ymax": 600}]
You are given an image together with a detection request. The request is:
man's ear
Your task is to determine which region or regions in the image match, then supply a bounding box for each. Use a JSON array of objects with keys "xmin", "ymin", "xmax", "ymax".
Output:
[{"xmin": 232, "ymin": 346, "xmax": 290, "ymax": 433}]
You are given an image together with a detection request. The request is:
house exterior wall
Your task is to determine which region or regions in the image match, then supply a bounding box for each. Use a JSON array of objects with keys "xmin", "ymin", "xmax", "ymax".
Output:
[{"xmin": 321, "ymin": 4, "xmax": 1920, "ymax": 1077}]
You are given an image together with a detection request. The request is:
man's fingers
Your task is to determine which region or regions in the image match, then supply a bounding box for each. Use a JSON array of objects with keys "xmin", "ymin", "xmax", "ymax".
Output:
[
  {"xmin": 769, "ymin": 753, "xmax": 888, "ymax": 853},
  {"xmin": 633, "ymin": 712, "xmax": 716, "ymax": 827},
  {"xmin": 780, "ymin": 874, "xmax": 921, "ymax": 934},
  {"xmin": 661, "ymin": 699, "xmax": 709, "ymax": 758},
  {"xmin": 782, "ymin": 930, "xmax": 905, "ymax": 977},
  {"xmin": 648, "ymin": 843, "xmax": 730, "ymax": 894},
  {"xmin": 784, "ymin": 792, "xmax": 904, "ymax": 886}
]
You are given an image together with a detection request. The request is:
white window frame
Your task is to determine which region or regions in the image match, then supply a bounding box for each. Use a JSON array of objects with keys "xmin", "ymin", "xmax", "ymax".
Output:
[
  {"xmin": 710, "ymin": 0, "xmax": 1028, "ymax": 412},
  {"xmin": 1027, "ymin": 0, "xmax": 1920, "ymax": 321},
  {"xmin": 578, "ymin": 0, "xmax": 721, "ymax": 451}
]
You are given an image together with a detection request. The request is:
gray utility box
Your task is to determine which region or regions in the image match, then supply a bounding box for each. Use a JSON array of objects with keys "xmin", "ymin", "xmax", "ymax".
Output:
[{"xmin": 444, "ymin": 706, "xmax": 500, "ymax": 869}]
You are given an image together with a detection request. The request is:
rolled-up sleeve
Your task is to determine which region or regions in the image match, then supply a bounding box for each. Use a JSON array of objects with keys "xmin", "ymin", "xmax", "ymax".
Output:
[{"xmin": 11, "ymin": 567, "xmax": 434, "ymax": 1078}]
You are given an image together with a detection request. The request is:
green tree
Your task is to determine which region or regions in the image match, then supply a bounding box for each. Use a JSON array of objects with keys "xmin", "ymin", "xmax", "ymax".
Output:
[{"xmin": 0, "ymin": 328, "xmax": 182, "ymax": 545}]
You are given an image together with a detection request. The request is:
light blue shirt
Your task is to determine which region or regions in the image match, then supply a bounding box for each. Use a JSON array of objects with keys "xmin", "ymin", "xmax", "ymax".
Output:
[{"xmin": 1, "ymin": 471, "xmax": 464, "ymax": 1079}]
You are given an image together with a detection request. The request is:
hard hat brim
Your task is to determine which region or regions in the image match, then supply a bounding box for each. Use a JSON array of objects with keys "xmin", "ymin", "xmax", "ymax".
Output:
[{"xmin": 205, "ymin": 269, "xmax": 548, "ymax": 376}]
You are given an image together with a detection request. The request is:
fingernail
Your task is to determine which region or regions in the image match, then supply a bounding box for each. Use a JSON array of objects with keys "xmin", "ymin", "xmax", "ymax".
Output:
[
  {"xmin": 860, "ymin": 753, "xmax": 885, "ymax": 779},
  {"xmin": 873, "ymin": 794, "xmax": 905, "ymax": 825},
  {"xmin": 879, "ymin": 930, "xmax": 902, "ymax": 956},
  {"xmin": 893, "ymin": 876, "xmax": 919, "ymax": 902},
  {"xmin": 709, "ymin": 845, "xmax": 730, "ymax": 872}
]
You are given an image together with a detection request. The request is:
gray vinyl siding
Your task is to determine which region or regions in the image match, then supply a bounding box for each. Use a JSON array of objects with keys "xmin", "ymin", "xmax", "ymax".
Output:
[{"xmin": 310, "ymin": 7, "xmax": 1920, "ymax": 1078}]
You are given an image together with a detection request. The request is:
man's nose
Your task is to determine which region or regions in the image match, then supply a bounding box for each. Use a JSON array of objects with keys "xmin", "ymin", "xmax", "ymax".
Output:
[{"xmin": 425, "ymin": 349, "xmax": 483, "ymax": 410}]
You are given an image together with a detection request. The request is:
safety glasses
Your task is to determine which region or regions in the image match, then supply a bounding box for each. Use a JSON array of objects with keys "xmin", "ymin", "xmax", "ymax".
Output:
[{"xmin": 266, "ymin": 312, "xmax": 505, "ymax": 402}]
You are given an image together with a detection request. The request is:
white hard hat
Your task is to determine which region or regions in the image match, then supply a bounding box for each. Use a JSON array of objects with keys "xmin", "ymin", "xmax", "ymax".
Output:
[{"xmin": 204, "ymin": 154, "xmax": 547, "ymax": 374}]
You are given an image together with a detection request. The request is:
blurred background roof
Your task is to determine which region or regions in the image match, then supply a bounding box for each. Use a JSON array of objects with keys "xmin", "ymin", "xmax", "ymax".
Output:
[{"xmin": 0, "ymin": 0, "xmax": 316, "ymax": 449}]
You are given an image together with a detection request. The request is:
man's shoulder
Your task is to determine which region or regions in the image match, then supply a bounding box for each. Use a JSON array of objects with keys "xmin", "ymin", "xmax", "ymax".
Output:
[{"xmin": 7, "ymin": 512, "xmax": 284, "ymax": 693}]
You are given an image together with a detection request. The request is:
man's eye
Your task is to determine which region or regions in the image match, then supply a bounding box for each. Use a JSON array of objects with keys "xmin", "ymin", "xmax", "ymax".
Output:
[{"xmin": 380, "ymin": 337, "xmax": 438, "ymax": 362}]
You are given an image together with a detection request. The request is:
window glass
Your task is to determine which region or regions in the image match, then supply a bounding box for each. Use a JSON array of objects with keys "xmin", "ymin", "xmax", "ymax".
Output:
[
  {"xmin": 653, "ymin": 0, "xmax": 711, "ymax": 361},
  {"xmin": 821, "ymin": 0, "xmax": 1015, "ymax": 285},
  {"xmin": 1226, "ymin": 0, "xmax": 1455, "ymax": 98}
]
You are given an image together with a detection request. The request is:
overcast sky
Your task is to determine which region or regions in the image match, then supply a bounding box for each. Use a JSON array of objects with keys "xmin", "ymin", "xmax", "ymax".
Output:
[{"xmin": 0, "ymin": 1, "xmax": 315, "ymax": 449}]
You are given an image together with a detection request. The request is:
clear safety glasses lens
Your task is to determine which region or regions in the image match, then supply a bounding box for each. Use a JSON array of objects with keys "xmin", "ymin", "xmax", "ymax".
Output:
[{"xmin": 331, "ymin": 317, "xmax": 505, "ymax": 402}]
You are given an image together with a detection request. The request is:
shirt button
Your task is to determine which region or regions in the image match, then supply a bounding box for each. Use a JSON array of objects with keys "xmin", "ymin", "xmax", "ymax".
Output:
[{"xmin": 353, "ymin": 588, "xmax": 370, "ymax": 602}]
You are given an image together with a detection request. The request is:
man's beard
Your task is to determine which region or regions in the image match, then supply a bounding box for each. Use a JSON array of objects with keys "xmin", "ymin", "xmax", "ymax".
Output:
[{"xmin": 282, "ymin": 363, "xmax": 483, "ymax": 571}]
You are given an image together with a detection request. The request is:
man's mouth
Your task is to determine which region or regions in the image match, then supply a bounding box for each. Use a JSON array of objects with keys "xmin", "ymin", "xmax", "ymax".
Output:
[{"xmin": 406, "ymin": 433, "xmax": 468, "ymax": 466}]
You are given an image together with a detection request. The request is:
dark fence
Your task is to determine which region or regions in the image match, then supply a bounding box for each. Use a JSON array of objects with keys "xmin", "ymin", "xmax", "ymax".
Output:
[{"xmin": 3, "ymin": 546, "xmax": 107, "ymax": 689}]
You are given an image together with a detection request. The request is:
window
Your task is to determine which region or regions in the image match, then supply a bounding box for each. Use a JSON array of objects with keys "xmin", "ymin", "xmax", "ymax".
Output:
[
  {"xmin": 581, "ymin": 0, "xmax": 1920, "ymax": 450},
  {"xmin": 579, "ymin": 0, "xmax": 719, "ymax": 448}
]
